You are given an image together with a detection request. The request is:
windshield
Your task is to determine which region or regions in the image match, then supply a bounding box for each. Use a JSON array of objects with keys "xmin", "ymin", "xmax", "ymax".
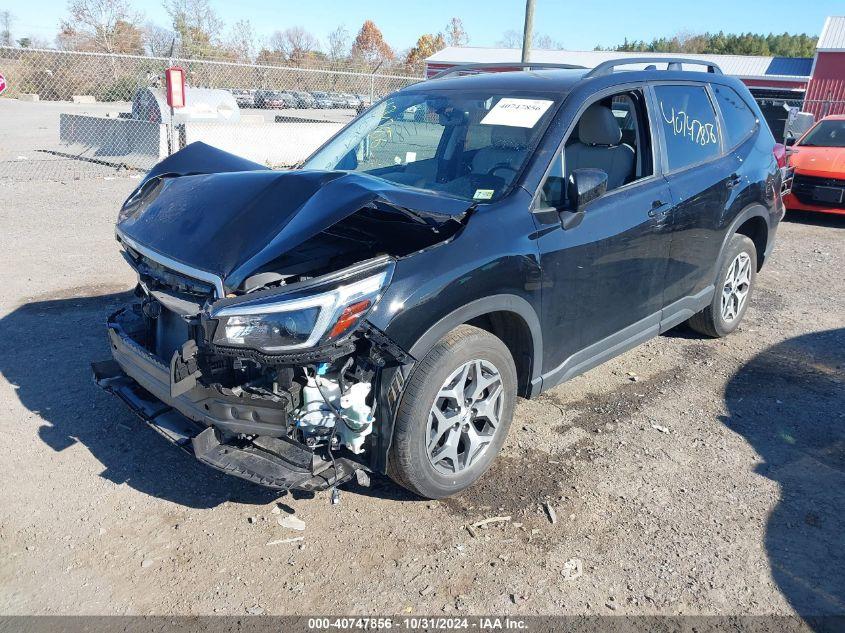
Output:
[
  {"xmin": 303, "ymin": 90, "xmax": 560, "ymax": 202},
  {"xmin": 799, "ymin": 119, "xmax": 845, "ymax": 148}
]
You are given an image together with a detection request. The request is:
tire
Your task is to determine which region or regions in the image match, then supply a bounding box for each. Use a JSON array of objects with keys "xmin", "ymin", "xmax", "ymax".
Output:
[
  {"xmin": 387, "ymin": 325, "xmax": 517, "ymax": 499},
  {"xmin": 688, "ymin": 233, "xmax": 757, "ymax": 338}
]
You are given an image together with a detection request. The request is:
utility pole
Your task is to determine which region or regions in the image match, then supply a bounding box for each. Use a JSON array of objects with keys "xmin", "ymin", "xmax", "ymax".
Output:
[{"xmin": 521, "ymin": 0, "xmax": 535, "ymax": 63}]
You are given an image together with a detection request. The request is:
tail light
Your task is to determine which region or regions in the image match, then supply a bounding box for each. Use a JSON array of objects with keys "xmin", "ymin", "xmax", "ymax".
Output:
[{"xmin": 773, "ymin": 143, "xmax": 787, "ymax": 169}]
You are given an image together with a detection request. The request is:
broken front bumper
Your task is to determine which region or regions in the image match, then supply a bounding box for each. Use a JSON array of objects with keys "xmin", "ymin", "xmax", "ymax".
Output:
[{"xmin": 92, "ymin": 323, "xmax": 361, "ymax": 491}]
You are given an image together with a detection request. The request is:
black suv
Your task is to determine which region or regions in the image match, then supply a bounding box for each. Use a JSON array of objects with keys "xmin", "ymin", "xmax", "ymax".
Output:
[{"xmin": 94, "ymin": 58, "xmax": 784, "ymax": 499}]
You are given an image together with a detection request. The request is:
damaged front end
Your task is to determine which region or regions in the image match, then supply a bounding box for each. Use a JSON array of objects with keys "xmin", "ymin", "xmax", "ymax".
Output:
[
  {"xmin": 95, "ymin": 254, "xmax": 410, "ymax": 492},
  {"xmin": 92, "ymin": 144, "xmax": 475, "ymax": 493}
]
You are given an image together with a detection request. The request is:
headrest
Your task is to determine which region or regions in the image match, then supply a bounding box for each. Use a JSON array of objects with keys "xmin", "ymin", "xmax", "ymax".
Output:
[
  {"xmin": 491, "ymin": 126, "xmax": 529, "ymax": 150},
  {"xmin": 578, "ymin": 104, "xmax": 622, "ymax": 146}
]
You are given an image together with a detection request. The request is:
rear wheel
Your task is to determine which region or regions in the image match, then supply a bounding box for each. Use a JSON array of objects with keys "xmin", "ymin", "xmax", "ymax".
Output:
[
  {"xmin": 388, "ymin": 325, "xmax": 517, "ymax": 499},
  {"xmin": 688, "ymin": 233, "xmax": 757, "ymax": 338}
]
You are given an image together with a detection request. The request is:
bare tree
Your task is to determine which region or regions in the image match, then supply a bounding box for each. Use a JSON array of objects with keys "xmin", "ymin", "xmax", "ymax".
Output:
[
  {"xmin": 497, "ymin": 29, "xmax": 522, "ymax": 48},
  {"xmin": 144, "ymin": 21, "xmax": 177, "ymax": 57},
  {"xmin": 163, "ymin": 0, "xmax": 224, "ymax": 58},
  {"xmin": 1, "ymin": 11, "xmax": 13, "ymax": 47},
  {"xmin": 327, "ymin": 24, "xmax": 349, "ymax": 61},
  {"xmin": 269, "ymin": 26, "xmax": 320, "ymax": 66},
  {"xmin": 534, "ymin": 33, "xmax": 562, "ymax": 50},
  {"xmin": 58, "ymin": 0, "xmax": 144, "ymax": 54},
  {"xmin": 227, "ymin": 19, "xmax": 255, "ymax": 62},
  {"xmin": 444, "ymin": 17, "xmax": 468, "ymax": 47}
]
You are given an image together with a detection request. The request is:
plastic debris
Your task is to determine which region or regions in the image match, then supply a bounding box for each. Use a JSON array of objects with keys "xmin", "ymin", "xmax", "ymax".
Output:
[
  {"xmin": 278, "ymin": 515, "xmax": 306, "ymax": 531},
  {"xmin": 544, "ymin": 502, "xmax": 558, "ymax": 524}
]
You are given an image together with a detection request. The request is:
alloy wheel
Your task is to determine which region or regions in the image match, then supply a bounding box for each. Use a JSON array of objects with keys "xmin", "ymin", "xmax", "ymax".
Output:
[
  {"xmin": 426, "ymin": 359, "xmax": 504, "ymax": 475},
  {"xmin": 721, "ymin": 252, "xmax": 752, "ymax": 323}
]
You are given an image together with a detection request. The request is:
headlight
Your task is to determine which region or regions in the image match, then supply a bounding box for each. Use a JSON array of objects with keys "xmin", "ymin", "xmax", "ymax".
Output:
[{"xmin": 210, "ymin": 270, "xmax": 388, "ymax": 353}]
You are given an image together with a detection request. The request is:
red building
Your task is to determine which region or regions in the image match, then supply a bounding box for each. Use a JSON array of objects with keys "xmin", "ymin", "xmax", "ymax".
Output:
[{"xmin": 804, "ymin": 16, "xmax": 845, "ymax": 117}]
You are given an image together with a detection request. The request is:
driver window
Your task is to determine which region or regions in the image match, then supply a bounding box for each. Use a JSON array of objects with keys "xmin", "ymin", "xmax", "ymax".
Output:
[{"xmin": 538, "ymin": 89, "xmax": 653, "ymax": 209}]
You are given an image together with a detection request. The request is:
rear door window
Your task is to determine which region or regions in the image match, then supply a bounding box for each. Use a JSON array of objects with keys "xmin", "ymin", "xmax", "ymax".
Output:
[
  {"xmin": 653, "ymin": 85, "xmax": 721, "ymax": 171},
  {"xmin": 712, "ymin": 84, "xmax": 757, "ymax": 148}
]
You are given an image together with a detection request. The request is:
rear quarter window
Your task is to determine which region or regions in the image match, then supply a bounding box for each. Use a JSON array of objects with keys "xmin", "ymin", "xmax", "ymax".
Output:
[
  {"xmin": 712, "ymin": 84, "xmax": 757, "ymax": 148},
  {"xmin": 654, "ymin": 84, "xmax": 721, "ymax": 171}
]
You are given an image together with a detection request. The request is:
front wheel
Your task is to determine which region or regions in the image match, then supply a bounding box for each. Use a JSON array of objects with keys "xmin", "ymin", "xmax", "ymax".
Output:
[
  {"xmin": 388, "ymin": 325, "xmax": 517, "ymax": 499},
  {"xmin": 688, "ymin": 233, "xmax": 757, "ymax": 338}
]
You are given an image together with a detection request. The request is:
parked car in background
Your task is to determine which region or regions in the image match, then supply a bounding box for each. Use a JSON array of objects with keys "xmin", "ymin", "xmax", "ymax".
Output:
[
  {"xmin": 341, "ymin": 93, "xmax": 362, "ymax": 109},
  {"xmin": 96, "ymin": 58, "xmax": 783, "ymax": 500},
  {"xmin": 327, "ymin": 92, "xmax": 348, "ymax": 108},
  {"xmin": 784, "ymin": 115, "xmax": 845, "ymax": 215},
  {"xmin": 310, "ymin": 91, "xmax": 334, "ymax": 109},
  {"xmin": 291, "ymin": 91, "xmax": 317, "ymax": 109},
  {"xmin": 231, "ymin": 89, "xmax": 255, "ymax": 108},
  {"xmin": 255, "ymin": 90, "xmax": 295, "ymax": 109}
]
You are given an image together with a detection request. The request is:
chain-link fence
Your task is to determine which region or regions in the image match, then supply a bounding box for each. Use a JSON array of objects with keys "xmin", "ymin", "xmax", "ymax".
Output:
[
  {"xmin": 2, "ymin": 47, "xmax": 845, "ymax": 183},
  {"xmin": 753, "ymin": 95, "xmax": 845, "ymax": 144},
  {"xmin": 0, "ymin": 47, "xmax": 421, "ymax": 181}
]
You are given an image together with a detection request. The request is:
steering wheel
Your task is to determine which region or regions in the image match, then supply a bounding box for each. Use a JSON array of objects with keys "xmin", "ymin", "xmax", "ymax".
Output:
[{"xmin": 486, "ymin": 163, "xmax": 518, "ymax": 180}]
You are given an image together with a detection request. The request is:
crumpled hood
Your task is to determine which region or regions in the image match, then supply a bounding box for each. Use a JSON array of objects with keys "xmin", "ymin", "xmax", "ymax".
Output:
[{"xmin": 117, "ymin": 143, "xmax": 472, "ymax": 291}]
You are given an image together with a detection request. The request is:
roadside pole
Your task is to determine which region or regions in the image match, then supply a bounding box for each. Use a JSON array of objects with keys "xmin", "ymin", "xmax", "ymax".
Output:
[{"xmin": 521, "ymin": 0, "xmax": 535, "ymax": 63}]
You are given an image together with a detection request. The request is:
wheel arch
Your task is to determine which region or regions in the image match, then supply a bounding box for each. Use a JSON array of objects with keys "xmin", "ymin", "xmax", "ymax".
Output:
[
  {"xmin": 406, "ymin": 294, "xmax": 543, "ymax": 399},
  {"xmin": 371, "ymin": 295, "xmax": 543, "ymax": 474},
  {"xmin": 723, "ymin": 204, "xmax": 770, "ymax": 272}
]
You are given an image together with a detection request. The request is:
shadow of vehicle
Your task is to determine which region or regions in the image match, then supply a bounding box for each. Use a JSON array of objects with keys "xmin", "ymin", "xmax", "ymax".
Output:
[
  {"xmin": 722, "ymin": 328, "xmax": 845, "ymax": 617},
  {"xmin": 784, "ymin": 210, "xmax": 845, "ymax": 229},
  {"xmin": 0, "ymin": 290, "xmax": 280, "ymax": 509}
]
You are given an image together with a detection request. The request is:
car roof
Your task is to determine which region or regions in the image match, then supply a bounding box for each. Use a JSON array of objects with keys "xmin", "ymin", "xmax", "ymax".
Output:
[
  {"xmin": 402, "ymin": 66, "xmax": 743, "ymax": 97},
  {"xmin": 405, "ymin": 68, "xmax": 587, "ymax": 94}
]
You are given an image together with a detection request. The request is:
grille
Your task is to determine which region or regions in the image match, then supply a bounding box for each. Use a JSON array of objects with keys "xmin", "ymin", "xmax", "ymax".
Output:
[{"xmin": 791, "ymin": 173, "xmax": 845, "ymax": 206}]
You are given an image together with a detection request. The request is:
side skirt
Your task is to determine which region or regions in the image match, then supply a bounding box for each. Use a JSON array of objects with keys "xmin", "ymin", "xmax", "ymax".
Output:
[{"xmin": 536, "ymin": 285, "xmax": 714, "ymax": 394}]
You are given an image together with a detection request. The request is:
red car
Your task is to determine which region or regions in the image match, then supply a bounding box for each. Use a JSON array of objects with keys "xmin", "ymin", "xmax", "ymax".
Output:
[{"xmin": 784, "ymin": 115, "xmax": 845, "ymax": 215}]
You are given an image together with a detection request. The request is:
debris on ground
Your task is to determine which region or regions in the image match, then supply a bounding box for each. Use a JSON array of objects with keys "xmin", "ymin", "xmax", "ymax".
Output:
[
  {"xmin": 651, "ymin": 423, "xmax": 670, "ymax": 434},
  {"xmin": 246, "ymin": 605, "xmax": 265, "ymax": 615},
  {"xmin": 266, "ymin": 536, "xmax": 304, "ymax": 546},
  {"xmin": 543, "ymin": 502, "xmax": 558, "ymax": 525},
  {"xmin": 561, "ymin": 558, "xmax": 583, "ymax": 581},
  {"xmin": 470, "ymin": 516, "xmax": 512, "ymax": 529},
  {"xmin": 278, "ymin": 515, "xmax": 306, "ymax": 531}
]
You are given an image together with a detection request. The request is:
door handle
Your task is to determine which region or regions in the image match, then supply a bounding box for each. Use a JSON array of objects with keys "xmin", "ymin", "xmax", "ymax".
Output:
[
  {"xmin": 648, "ymin": 200, "xmax": 670, "ymax": 218},
  {"xmin": 727, "ymin": 173, "xmax": 742, "ymax": 189}
]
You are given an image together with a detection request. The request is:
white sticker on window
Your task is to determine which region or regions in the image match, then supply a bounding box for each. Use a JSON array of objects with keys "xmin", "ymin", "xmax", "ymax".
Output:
[
  {"xmin": 405, "ymin": 151, "xmax": 417, "ymax": 164},
  {"xmin": 473, "ymin": 189, "xmax": 495, "ymax": 200},
  {"xmin": 481, "ymin": 98, "xmax": 554, "ymax": 128}
]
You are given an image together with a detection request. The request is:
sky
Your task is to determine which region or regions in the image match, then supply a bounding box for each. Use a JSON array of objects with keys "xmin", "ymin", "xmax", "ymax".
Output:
[{"xmin": 3, "ymin": 0, "xmax": 842, "ymax": 53}]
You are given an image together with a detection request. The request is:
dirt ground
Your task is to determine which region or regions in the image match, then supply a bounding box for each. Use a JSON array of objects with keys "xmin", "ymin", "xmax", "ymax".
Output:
[{"xmin": 0, "ymin": 173, "xmax": 843, "ymax": 619}]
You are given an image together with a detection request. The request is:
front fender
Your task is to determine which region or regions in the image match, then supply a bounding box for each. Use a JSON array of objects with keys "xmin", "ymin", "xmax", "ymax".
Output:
[{"xmin": 368, "ymin": 293, "xmax": 542, "ymax": 475}]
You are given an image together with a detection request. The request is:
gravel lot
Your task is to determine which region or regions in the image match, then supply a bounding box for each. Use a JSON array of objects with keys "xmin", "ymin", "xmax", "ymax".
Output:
[{"xmin": 0, "ymin": 167, "xmax": 843, "ymax": 618}]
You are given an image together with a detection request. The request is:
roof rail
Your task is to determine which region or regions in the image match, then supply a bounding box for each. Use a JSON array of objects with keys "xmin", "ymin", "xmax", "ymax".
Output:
[
  {"xmin": 584, "ymin": 57, "xmax": 724, "ymax": 78},
  {"xmin": 430, "ymin": 62, "xmax": 587, "ymax": 80}
]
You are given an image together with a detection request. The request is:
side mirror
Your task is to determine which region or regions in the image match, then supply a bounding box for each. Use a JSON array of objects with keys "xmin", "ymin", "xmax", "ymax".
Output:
[
  {"xmin": 555, "ymin": 168, "xmax": 607, "ymax": 230},
  {"xmin": 568, "ymin": 168, "xmax": 608, "ymax": 210}
]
